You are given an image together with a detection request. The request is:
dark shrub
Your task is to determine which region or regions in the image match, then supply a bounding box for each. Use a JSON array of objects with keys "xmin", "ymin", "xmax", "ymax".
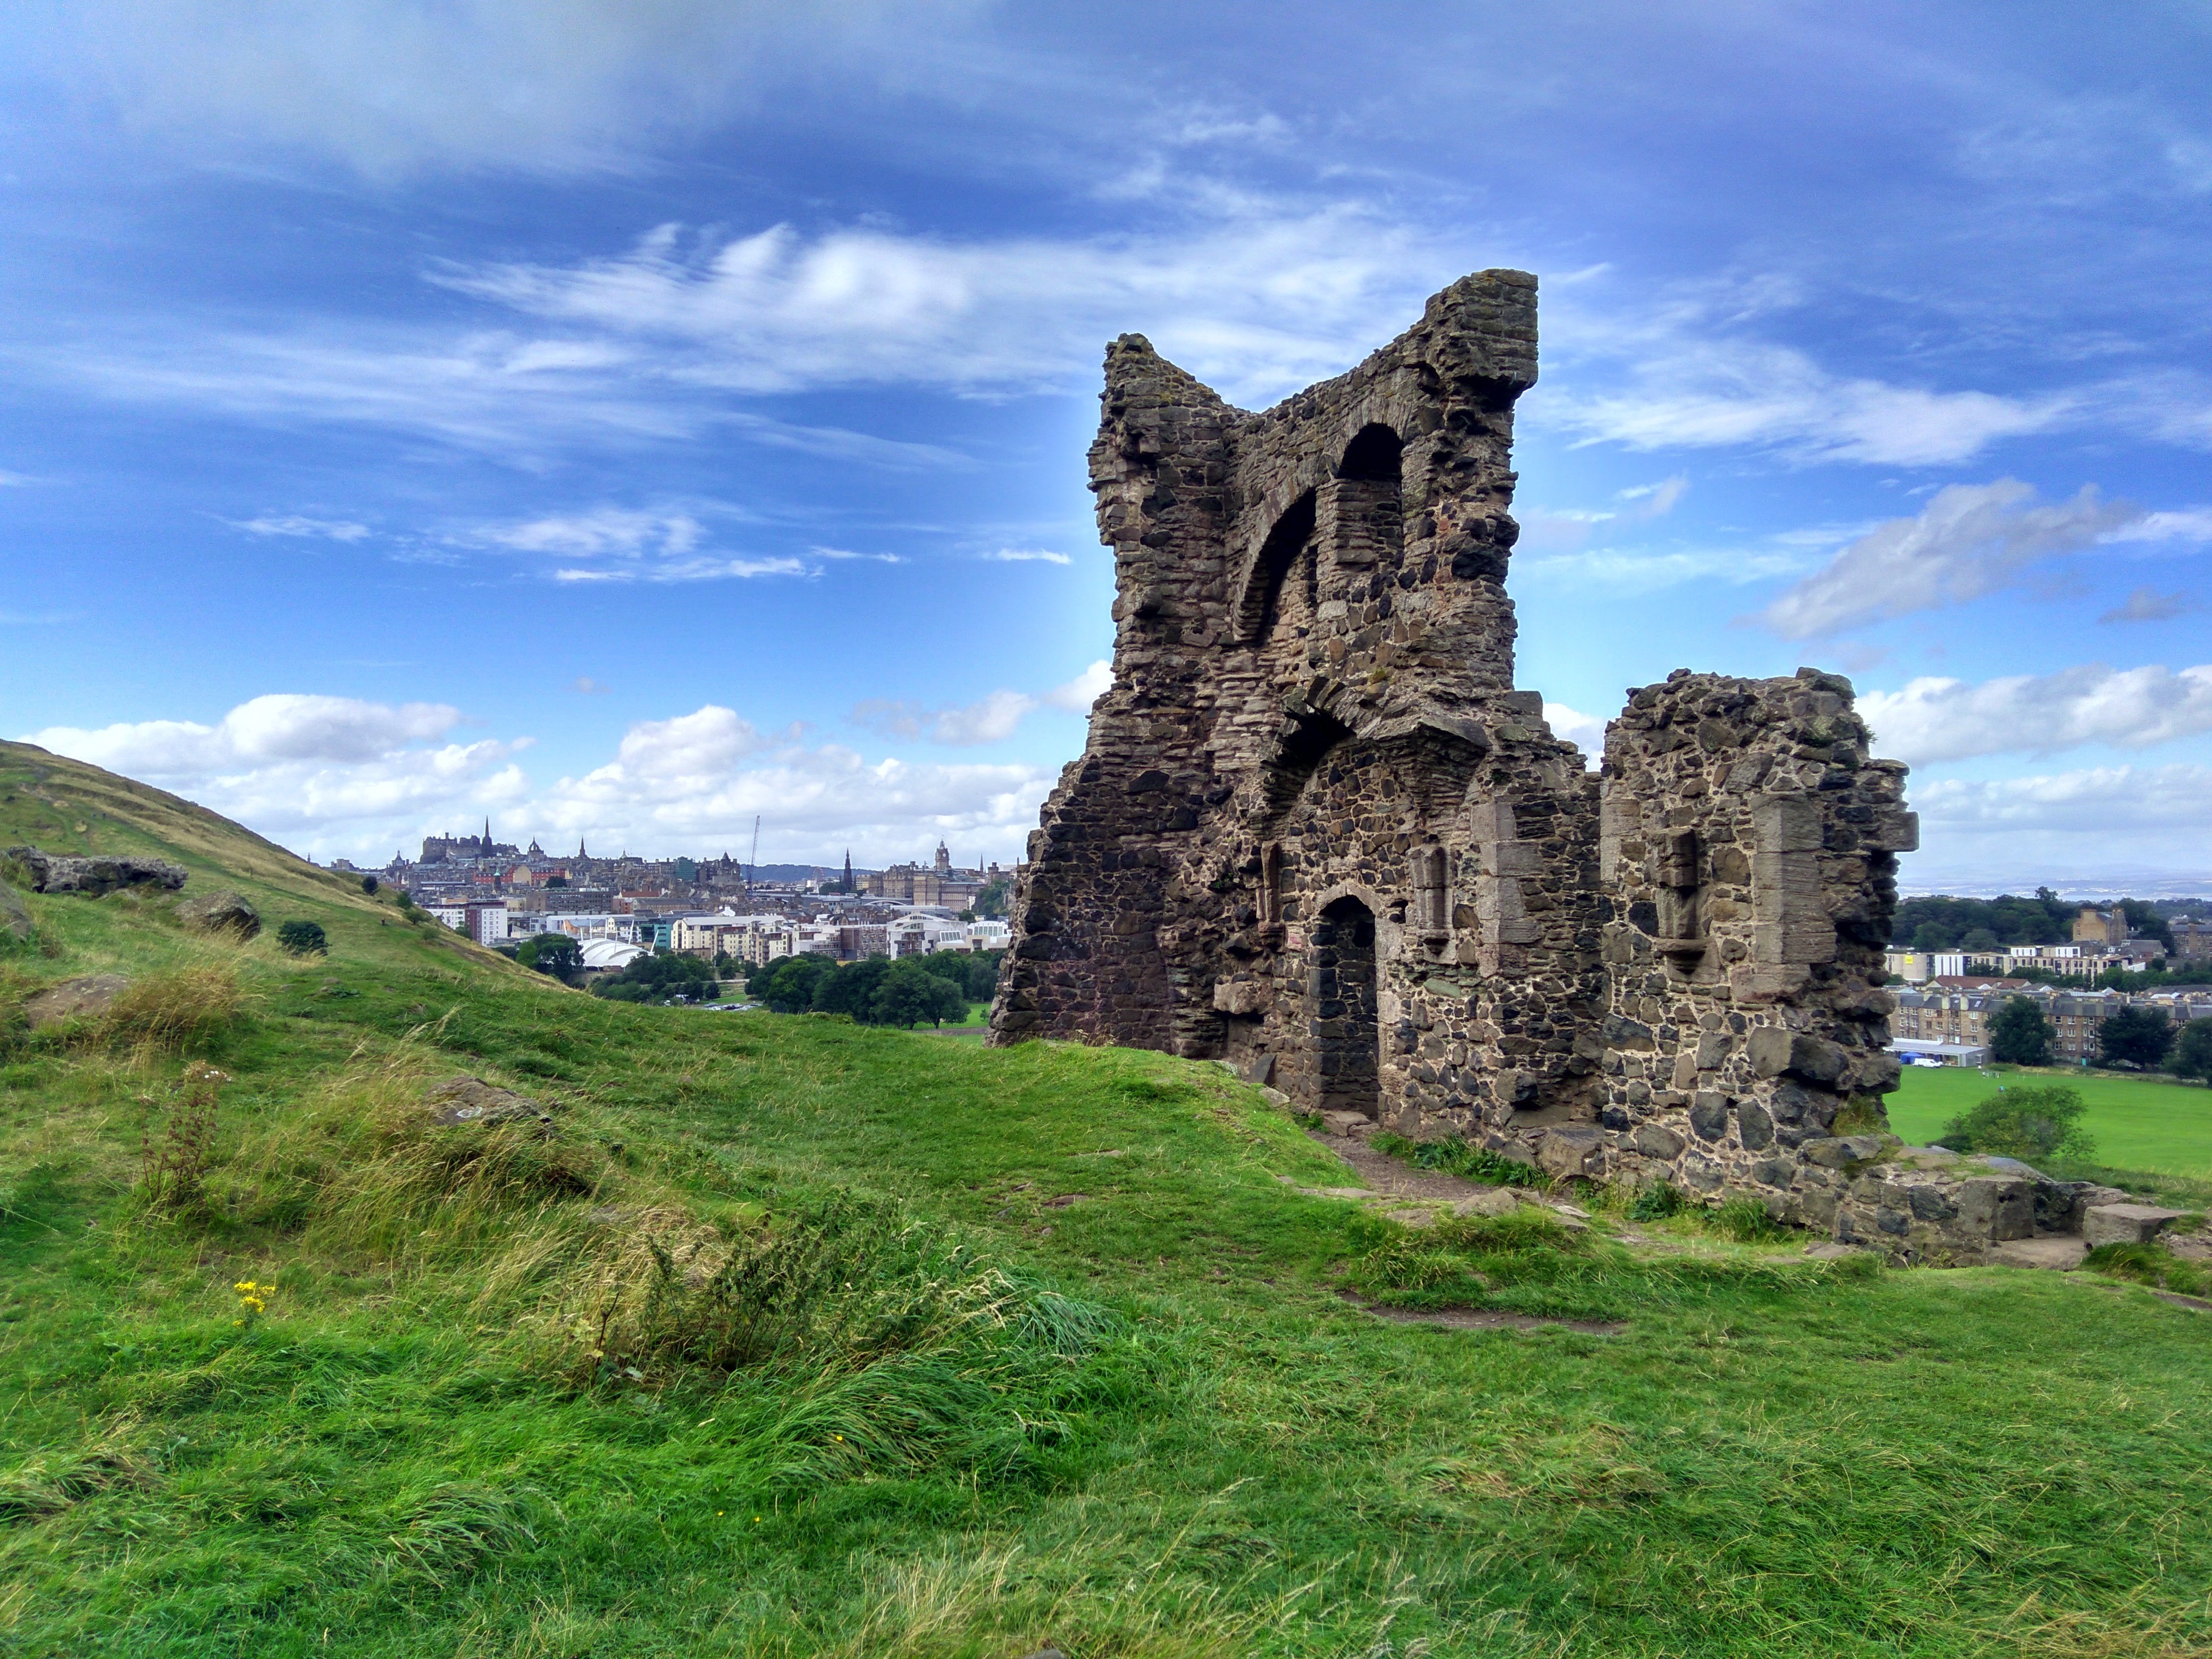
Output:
[
  {"xmin": 359, "ymin": 874, "xmax": 380, "ymax": 895},
  {"xmin": 1939, "ymin": 1085, "xmax": 2092, "ymax": 1161},
  {"xmin": 276, "ymin": 920, "xmax": 328, "ymax": 957}
]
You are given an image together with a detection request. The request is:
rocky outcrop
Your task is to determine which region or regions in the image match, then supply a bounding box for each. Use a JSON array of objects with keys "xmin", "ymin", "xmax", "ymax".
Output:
[
  {"xmin": 177, "ymin": 890, "xmax": 261, "ymax": 939},
  {"xmin": 21, "ymin": 974, "xmax": 131, "ymax": 1028},
  {"xmin": 424, "ymin": 1077, "xmax": 556, "ymax": 1135},
  {"xmin": 5, "ymin": 845, "xmax": 188, "ymax": 896},
  {"xmin": 0, "ymin": 877, "xmax": 30, "ymax": 946}
]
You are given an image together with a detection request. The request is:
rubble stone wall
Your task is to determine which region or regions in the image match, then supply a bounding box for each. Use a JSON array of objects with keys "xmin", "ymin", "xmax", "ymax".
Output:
[{"xmin": 987, "ymin": 270, "xmax": 1993, "ymax": 1254}]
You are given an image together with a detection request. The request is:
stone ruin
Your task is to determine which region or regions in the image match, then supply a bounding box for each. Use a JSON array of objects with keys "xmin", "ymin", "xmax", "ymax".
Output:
[{"xmin": 974, "ymin": 269, "xmax": 2032, "ymax": 1261}]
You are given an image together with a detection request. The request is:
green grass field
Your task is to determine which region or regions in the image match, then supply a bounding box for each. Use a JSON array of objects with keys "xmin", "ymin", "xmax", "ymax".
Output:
[
  {"xmin": 1889, "ymin": 1065, "xmax": 2212, "ymax": 1180},
  {"xmin": 5, "ymin": 738, "xmax": 2212, "ymax": 1657}
]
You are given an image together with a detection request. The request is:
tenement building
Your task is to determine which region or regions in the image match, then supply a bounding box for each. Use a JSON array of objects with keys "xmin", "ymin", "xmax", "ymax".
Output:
[{"xmin": 991, "ymin": 270, "xmax": 1930, "ymax": 1227}]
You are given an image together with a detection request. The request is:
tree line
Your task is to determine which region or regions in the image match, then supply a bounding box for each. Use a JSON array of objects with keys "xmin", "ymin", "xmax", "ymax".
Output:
[
  {"xmin": 745, "ymin": 949, "xmax": 1004, "ymax": 1028},
  {"xmin": 1893, "ymin": 889, "xmax": 2175, "ymax": 953},
  {"xmin": 1987, "ymin": 995, "xmax": 2212, "ymax": 1079}
]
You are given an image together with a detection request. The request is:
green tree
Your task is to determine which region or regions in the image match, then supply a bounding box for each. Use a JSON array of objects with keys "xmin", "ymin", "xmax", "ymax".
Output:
[
  {"xmin": 591, "ymin": 950, "xmax": 717, "ymax": 1004},
  {"xmin": 276, "ymin": 919, "xmax": 327, "ymax": 957},
  {"xmin": 2097, "ymin": 1006, "xmax": 2174, "ymax": 1069},
  {"xmin": 544, "ymin": 875, "xmax": 568, "ymax": 889},
  {"xmin": 359, "ymin": 874, "xmax": 380, "ymax": 895},
  {"xmin": 747, "ymin": 952, "xmax": 834, "ymax": 1012},
  {"xmin": 2168, "ymin": 1018, "xmax": 2212, "ymax": 1084},
  {"xmin": 516, "ymin": 934, "xmax": 581, "ymax": 984},
  {"xmin": 813, "ymin": 958, "xmax": 891, "ymax": 1020},
  {"xmin": 1938, "ymin": 1085, "xmax": 2093, "ymax": 1162},
  {"xmin": 1988, "ymin": 996, "xmax": 2054, "ymax": 1066},
  {"xmin": 974, "ymin": 877, "xmax": 1011, "ymax": 919},
  {"xmin": 870, "ymin": 958, "xmax": 967, "ymax": 1027}
]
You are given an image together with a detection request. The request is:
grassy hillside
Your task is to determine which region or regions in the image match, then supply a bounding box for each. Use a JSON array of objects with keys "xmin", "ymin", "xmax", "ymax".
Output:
[
  {"xmin": 4, "ymin": 738, "xmax": 2211, "ymax": 1657},
  {"xmin": 1890, "ymin": 1067, "xmax": 2212, "ymax": 1186}
]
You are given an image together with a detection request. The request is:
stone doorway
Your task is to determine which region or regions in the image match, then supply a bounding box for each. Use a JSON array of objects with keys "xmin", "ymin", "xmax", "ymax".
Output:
[{"xmin": 1312, "ymin": 895, "xmax": 1381, "ymax": 1119}]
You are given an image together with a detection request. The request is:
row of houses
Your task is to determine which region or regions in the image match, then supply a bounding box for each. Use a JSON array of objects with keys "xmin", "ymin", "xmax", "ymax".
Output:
[
  {"xmin": 1885, "ymin": 940, "xmax": 2166, "ymax": 983},
  {"xmin": 421, "ymin": 899, "xmax": 1009, "ymax": 963},
  {"xmin": 1889, "ymin": 978, "xmax": 2212, "ymax": 1065}
]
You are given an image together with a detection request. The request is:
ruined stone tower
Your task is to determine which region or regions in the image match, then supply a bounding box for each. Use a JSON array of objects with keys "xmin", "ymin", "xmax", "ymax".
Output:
[{"xmin": 991, "ymin": 270, "xmax": 1922, "ymax": 1222}]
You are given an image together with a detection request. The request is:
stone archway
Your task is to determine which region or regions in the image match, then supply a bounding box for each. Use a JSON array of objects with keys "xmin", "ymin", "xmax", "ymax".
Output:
[{"xmin": 1312, "ymin": 894, "xmax": 1380, "ymax": 1119}]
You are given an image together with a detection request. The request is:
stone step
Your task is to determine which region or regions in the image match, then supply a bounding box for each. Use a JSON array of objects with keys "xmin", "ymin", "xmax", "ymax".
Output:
[{"xmin": 2082, "ymin": 1203, "xmax": 2188, "ymax": 1249}]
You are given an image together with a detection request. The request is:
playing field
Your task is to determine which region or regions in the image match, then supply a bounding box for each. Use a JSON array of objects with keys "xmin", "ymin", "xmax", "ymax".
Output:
[{"xmin": 1888, "ymin": 1064, "xmax": 2212, "ymax": 1176}]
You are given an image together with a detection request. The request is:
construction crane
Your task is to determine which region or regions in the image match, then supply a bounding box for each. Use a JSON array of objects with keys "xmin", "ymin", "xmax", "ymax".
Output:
[{"xmin": 745, "ymin": 815, "xmax": 760, "ymax": 905}]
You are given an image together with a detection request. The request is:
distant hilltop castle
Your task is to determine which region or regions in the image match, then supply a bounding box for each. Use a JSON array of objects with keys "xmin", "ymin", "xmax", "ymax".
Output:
[{"xmin": 420, "ymin": 819, "xmax": 521, "ymax": 864}]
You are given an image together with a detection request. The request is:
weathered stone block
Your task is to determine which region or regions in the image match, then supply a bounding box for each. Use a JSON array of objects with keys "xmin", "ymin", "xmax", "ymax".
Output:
[
  {"xmin": 1632, "ymin": 1122, "xmax": 1686, "ymax": 1159},
  {"xmin": 1747, "ymin": 1027, "xmax": 1848, "ymax": 1085},
  {"xmin": 1538, "ymin": 1126, "xmax": 1603, "ymax": 1178},
  {"xmin": 2082, "ymin": 1204, "xmax": 2185, "ymax": 1248},
  {"xmin": 1958, "ymin": 1178, "xmax": 2034, "ymax": 1242}
]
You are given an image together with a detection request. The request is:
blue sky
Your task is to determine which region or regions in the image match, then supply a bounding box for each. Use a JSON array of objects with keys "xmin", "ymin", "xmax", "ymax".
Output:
[{"xmin": 3, "ymin": 2, "xmax": 2208, "ymax": 891}]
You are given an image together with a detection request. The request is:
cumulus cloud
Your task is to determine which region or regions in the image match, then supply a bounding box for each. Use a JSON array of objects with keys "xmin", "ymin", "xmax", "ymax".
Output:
[
  {"xmin": 1861, "ymin": 663, "xmax": 2212, "ymax": 764},
  {"xmin": 229, "ymin": 514, "xmax": 371, "ymax": 542},
  {"xmin": 1900, "ymin": 761, "xmax": 2212, "ymax": 889},
  {"xmin": 853, "ymin": 690, "xmax": 1035, "ymax": 747},
  {"xmin": 1542, "ymin": 702, "xmax": 1607, "ymax": 765},
  {"xmin": 22, "ymin": 694, "xmax": 527, "ymax": 852},
  {"xmin": 1914, "ymin": 763, "xmax": 2212, "ymax": 836},
  {"xmin": 1042, "ymin": 660, "xmax": 1112, "ymax": 712},
  {"xmin": 1749, "ymin": 479, "xmax": 2141, "ymax": 638},
  {"xmin": 539, "ymin": 704, "xmax": 1052, "ymax": 865}
]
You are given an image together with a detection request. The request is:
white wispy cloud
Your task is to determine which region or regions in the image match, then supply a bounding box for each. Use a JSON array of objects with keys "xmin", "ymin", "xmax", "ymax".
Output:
[
  {"xmin": 228, "ymin": 514, "xmax": 372, "ymax": 542},
  {"xmin": 34, "ymin": 1, "xmax": 978, "ymax": 180},
  {"xmin": 460, "ymin": 506, "xmax": 807, "ymax": 583},
  {"xmin": 2098, "ymin": 587, "xmax": 2199, "ymax": 624},
  {"xmin": 1536, "ymin": 280, "xmax": 2072, "ymax": 466},
  {"xmin": 550, "ymin": 556, "xmax": 806, "ymax": 584},
  {"xmin": 980, "ymin": 548, "xmax": 1073, "ymax": 564},
  {"xmin": 431, "ymin": 212, "xmax": 1485, "ymax": 407},
  {"xmin": 1749, "ymin": 479, "xmax": 2141, "ymax": 638},
  {"xmin": 1862, "ymin": 663, "xmax": 2212, "ymax": 764},
  {"xmin": 851, "ymin": 660, "xmax": 1110, "ymax": 747}
]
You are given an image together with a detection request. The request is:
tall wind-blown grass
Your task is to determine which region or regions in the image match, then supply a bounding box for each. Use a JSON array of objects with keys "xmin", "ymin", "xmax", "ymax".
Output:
[
  {"xmin": 105, "ymin": 959, "xmax": 247, "ymax": 1052},
  {"xmin": 225, "ymin": 1052, "xmax": 1128, "ymax": 1494}
]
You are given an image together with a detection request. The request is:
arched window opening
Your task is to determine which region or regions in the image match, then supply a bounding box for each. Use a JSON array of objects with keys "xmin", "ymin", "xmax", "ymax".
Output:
[
  {"xmin": 1326, "ymin": 424, "xmax": 1404, "ymax": 573},
  {"xmin": 1337, "ymin": 423, "xmax": 1404, "ymax": 482},
  {"xmin": 1236, "ymin": 490, "xmax": 1318, "ymax": 645}
]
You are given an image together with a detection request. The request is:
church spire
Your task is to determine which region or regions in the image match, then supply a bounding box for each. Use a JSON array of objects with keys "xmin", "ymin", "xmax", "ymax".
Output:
[{"xmin": 843, "ymin": 848, "xmax": 853, "ymax": 892}]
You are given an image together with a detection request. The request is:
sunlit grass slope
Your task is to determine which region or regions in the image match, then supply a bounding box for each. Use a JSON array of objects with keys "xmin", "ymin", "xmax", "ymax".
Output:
[{"xmin": 3, "ymin": 738, "xmax": 2211, "ymax": 1657}]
